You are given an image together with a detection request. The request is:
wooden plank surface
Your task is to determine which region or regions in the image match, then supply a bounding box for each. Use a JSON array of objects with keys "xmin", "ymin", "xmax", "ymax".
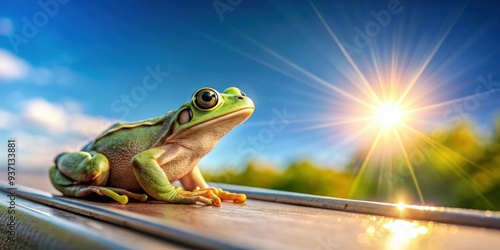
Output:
[{"xmin": 2, "ymin": 171, "xmax": 500, "ymax": 249}]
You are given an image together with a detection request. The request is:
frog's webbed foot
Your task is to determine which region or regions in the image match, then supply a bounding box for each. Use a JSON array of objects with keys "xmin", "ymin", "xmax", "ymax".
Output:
[
  {"xmin": 179, "ymin": 166, "xmax": 247, "ymax": 204},
  {"xmin": 193, "ymin": 187, "xmax": 246, "ymax": 203},
  {"xmin": 170, "ymin": 186, "xmax": 222, "ymax": 206}
]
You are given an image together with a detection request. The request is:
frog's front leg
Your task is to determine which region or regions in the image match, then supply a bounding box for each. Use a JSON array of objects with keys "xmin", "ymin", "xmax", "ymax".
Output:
[
  {"xmin": 49, "ymin": 151, "xmax": 147, "ymax": 204},
  {"xmin": 131, "ymin": 147, "xmax": 222, "ymax": 206},
  {"xmin": 180, "ymin": 166, "xmax": 247, "ymax": 203}
]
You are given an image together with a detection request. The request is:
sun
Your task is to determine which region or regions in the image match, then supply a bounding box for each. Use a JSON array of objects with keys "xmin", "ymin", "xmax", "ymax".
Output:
[{"xmin": 373, "ymin": 103, "xmax": 406, "ymax": 129}]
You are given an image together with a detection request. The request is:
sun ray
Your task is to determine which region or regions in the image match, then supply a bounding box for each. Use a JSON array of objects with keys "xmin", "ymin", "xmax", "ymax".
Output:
[
  {"xmin": 296, "ymin": 123, "xmax": 379, "ymax": 163},
  {"xmin": 402, "ymin": 123, "xmax": 498, "ymax": 177},
  {"xmin": 377, "ymin": 131, "xmax": 393, "ymax": 198},
  {"xmin": 405, "ymin": 88, "xmax": 500, "ymax": 114},
  {"xmin": 200, "ymin": 32, "xmax": 375, "ymax": 110},
  {"xmin": 404, "ymin": 124, "xmax": 497, "ymax": 209},
  {"xmin": 377, "ymin": 155, "xmax": 385, "ymax": 197},
  {"xmin": 387, "ymin": 147, "xmax": 394, "ymax": 201},
  {"xmin": 397, "ymin": 4, "xmax": 466, "ymax": 106},
  {"xmin": 403, "ymin": 48, "xmax": 500, "ymax": 110},
  {"xmin": 335, "ymin": 123, "xmax": 379, "ymax": 148},
  {"xmin": 294, "ymin": 117, "xmax": 373, "ymax": 132},
  {"xmin": 349, "ymin": 128, "xmax": 384, "ymax": 198},
  {"xmin": 400, "ymin": 50, "xmax": 500, "ymax": 112},
  {"xmin": 424, "ymin": 18, "xmax": 498, "ymax": 88},
  {"xmin": 309, "ymin": 0, "xmax": 382, "ymax": 105},
  {"xmin": 201, "ymin": 30, "xmax": 376, "ymax": 109},
  {"xmin": 198, "ymin": 33, "xmax": 320, "ymax": 90},
  {"xmin": 200, "ymin": 33, "xmax": 371, "ymax": 107},
  {"xmin": 233, "ymin": 31, "xmax": 379, "ymax": 110},
  {"xmin": 394, "ymin": 128, "xmax": 425, "ymax": 205},
  {"xmin": 390, "ymin": 22, "xmax": 404, "ymax": 103},
  {"xmin": 369, "ymin": 46, "xmax": 388, "ymax": 102}
]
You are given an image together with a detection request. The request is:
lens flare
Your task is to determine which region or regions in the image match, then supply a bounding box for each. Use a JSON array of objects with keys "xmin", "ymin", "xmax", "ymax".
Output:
[
  {"xmin": 209, "ymin": 1, "xmax": 498, "ymax": 208},
  {"xmin": 373, "ymin": 103, "xmax": 405, "ymax": 129}
]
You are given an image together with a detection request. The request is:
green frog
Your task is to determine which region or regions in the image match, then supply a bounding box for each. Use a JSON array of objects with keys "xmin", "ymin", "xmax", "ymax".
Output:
[{"xmin": 49, "ymin": 87, "xmax": 254, "ymax": 206}]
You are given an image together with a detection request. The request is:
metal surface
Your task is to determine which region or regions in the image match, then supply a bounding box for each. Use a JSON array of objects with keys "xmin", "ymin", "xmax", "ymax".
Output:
[
  {"xmin": 0, "ymin": 182, "xmax": 253, "ymax": 250},
  {"xmin": 214, "ymin": 183, "xmax": 500, "ymax": 230},
  {"xmin": 0, "ymin": 197, "xmax": 183, "ymax": 250},
  {"xmin": 2, "ymin": 179, "xmax": 500, "ymax": 249}
]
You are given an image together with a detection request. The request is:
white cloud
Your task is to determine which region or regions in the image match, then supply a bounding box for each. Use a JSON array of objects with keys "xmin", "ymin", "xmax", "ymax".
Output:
[
  {"xmin": 23, "ymin": 98, "xmax": 67, "ymax": 133},
  {"xmin": 12, "ymin": 131, "xmax": 84, "ymax": 169},
  {"xmin": 0, "ymin": 109, "xmax": 16, "ymax": 129},
  {"xmin": 1, "ymin": 98, "xmax": 116, "ymax": 170},
  {"xmin": 0, "ymin": 48, "xmax": 29, "ymax": 80},
  {"xmin": 19, "ymin": 98, "xmax": 115, "ymax": 137},
  {"xmin": 69, "ymin": 113, "xmax": 115, "ymax": 138},
  {"xmin": 0, "ymin": 48, "xmax": 75, "ymax": 85}
]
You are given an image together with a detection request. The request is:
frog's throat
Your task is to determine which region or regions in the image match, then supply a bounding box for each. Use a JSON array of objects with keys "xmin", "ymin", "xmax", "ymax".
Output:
[{"xmin": 158, "ymin": 107, "xmax": 254, "ymax": 147}]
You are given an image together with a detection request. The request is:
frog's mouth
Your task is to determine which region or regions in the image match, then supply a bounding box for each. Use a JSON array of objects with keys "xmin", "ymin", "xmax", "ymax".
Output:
[{"xmin": 166, "ymin": 107, "xmax": 254, "ymax": 145}]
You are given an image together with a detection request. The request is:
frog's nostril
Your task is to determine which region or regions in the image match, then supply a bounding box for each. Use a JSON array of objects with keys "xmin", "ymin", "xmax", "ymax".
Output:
[{"xmin": 236, "ymin": 96, "xmax": 244, "ymax": 100}]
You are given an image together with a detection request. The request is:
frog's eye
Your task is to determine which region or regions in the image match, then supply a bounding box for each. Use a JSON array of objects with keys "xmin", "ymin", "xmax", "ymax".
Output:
[
  {"xmin": 194, "ymin": 88, "xmax": 218, "ymax": 110},
  {"xmin": 178, "ymin": 108, "xmax": 192, "ymax": 125}
]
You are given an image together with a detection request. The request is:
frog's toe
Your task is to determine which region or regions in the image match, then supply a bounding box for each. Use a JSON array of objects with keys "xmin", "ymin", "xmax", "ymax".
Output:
[
  {"xmin": 105, "ymin": 187, "xmax": 148, "ymax": 202},
  {"xmin": 192, "ymin": 196, "xmax": 216, "ymax": 206},
  {"xmin": 194, "ymin": 187, "xmax": 247, "ymax": 203},
  {"xmin": 136, "ymin": 194, "xmax": 148, "ymax": 202},
  {"xmin": 217, "ymin": 189, "xmax": 246, "ymax": 203},
  {"xmin": 99, "ymin": 188, "xmax": 129, "ymax": 205},
  {"xmin": 177, "ymin": 189, "xmax": 221, "ymax": 206},
  {"xmin": 233, "ymin": 194, "xmax": 247, "ymax": 203}
]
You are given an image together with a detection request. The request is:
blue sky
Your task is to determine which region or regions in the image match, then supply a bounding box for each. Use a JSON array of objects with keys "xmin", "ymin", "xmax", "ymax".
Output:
[{"xmin": 1, "ymin": 0, "xmax": 499, "ymax": 171}]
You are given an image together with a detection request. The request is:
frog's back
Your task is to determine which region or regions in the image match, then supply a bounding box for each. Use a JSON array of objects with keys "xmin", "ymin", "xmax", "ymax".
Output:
[{"xmin": 89, "ymin": 114, "xmax": 173, "ymax": 190}]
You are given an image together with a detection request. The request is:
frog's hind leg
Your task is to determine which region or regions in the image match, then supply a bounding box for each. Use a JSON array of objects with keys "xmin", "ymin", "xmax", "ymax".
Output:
[
  {"xmin": 55, "ymin": 151, "xmax": 110, "ymax": 184},
  {"xmin": 49, "ymin": 151, "xmax": 148, "ymax": 204},
  {"xmin": 50, "ymin": 166, "xmax": 148, "ymax": 204}
]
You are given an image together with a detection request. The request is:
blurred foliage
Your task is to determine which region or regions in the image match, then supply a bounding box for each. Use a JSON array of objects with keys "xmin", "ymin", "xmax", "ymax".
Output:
[
  {"xmin": 206, "ymin": 161, "xmax": 353, "ymax": 197},
  {"xmin": 206, "ymin": 117, "xmax": 500, "ymax": 210}
]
